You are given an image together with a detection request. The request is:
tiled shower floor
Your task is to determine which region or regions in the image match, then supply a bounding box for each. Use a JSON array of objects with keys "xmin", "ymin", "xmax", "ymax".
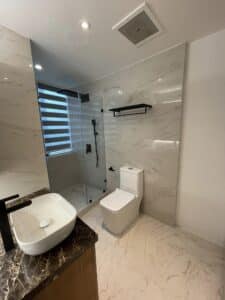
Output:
[{"xmin": 60, "ymin": 183, "xmax": 104, "ymax": 213}]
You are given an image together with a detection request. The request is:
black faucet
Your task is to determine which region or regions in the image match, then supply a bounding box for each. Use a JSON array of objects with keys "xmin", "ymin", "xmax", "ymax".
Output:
[{"xmin": 0, "ymin": 194, "xmax": 32, "ymax": 252}]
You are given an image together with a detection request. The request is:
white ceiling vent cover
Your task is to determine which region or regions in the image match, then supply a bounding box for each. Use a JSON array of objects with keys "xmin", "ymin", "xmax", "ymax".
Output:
[{"xmin": 112, "ymin": 2, "xmax": 163, "ymax": 47}]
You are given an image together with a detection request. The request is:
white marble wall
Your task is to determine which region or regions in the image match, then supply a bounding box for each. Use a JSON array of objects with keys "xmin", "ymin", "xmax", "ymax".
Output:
[
  {"xmin": 0, "ymin": 25, "xmax": 49, "ymax": 198},
  {"xmin": 82, "ymin": 44, "xmax": 186, "ymax": 225}
]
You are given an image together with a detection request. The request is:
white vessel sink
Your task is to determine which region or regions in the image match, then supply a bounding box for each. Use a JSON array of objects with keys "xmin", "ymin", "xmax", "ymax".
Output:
[{"xmin": 10, "ymin": 193, "xmax": 77, "ymax": 256}]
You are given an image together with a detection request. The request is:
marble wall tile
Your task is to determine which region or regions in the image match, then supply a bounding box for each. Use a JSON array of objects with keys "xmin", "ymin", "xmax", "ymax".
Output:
[
  {"xmin": 82, "ymin": 44, "xmax": 186, "ymax": 225},
  {"xmin": 0, "ymin": 25, "xmax": 49, "ymax": 198}
]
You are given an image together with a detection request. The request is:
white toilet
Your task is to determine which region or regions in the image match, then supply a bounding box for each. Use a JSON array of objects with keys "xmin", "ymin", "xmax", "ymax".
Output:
[{"xmin": 100, "ymin": 166, "xmax": 143, "ymax": 235}]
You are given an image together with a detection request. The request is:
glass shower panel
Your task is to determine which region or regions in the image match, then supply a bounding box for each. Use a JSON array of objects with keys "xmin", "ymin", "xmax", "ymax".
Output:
[
  {"xmin": 59, "ymin": 93, "xmax": 106, "ymax": 213},
  {"xmin": 80, "ymin": 93, "xmax": 106, "ymax": 202}
]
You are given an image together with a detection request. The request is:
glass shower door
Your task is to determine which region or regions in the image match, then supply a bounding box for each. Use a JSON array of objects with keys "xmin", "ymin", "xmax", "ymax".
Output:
[
  {"xmin": 79, "ymin": 93, "xmax": 106, "ymax": 206},
  {"xmin": 44, "ymin": 90, "xmax": 106, "ymax": 214}
]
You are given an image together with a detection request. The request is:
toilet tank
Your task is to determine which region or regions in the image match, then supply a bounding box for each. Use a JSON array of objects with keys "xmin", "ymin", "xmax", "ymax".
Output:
[{"xmin": 120, "ymin": 166, "xmax": 143, "ymax": 199}]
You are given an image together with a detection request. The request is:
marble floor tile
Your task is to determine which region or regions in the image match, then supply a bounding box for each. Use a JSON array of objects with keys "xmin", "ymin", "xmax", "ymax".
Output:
[{"xmin": 82, "ymin": 206, "xmax": 225, "ymax": 300}]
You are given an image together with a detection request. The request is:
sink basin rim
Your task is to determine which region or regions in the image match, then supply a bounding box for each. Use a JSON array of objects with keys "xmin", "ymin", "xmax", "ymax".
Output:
[{"xmin": 10, "ymin": 193, "xmax": 77, "ymax": 254}]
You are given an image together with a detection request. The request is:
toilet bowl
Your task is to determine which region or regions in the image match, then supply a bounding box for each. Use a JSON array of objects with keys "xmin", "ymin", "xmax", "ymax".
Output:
[{"xmin": 100, "ymin": 166, "xmax": 143, "ymax": 235}]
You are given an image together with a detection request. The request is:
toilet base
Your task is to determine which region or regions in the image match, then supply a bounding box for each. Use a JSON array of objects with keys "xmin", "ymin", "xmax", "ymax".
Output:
[
  {"xmin": 102, "ymin": 216, "xmax": 139, "ymax": 236},
  {"xmin": 100, "ymin": 199, "xmax": 140, "ymax": 235}
]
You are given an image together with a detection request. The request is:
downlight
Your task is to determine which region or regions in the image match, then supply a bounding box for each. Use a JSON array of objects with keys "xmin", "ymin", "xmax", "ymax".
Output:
[
  {"xmin": 81, "ymin": 20, "xmax": 90, "ymax": 31},
  {"xmin": 34, "ymin": 64, "xmax": 43, "ymax": 71}
]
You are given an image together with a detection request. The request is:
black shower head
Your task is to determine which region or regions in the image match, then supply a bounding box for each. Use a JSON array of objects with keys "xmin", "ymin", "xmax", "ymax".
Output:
[{"xmin": 91, "ymin": 119, "xmax": 96, "ymax": 126}]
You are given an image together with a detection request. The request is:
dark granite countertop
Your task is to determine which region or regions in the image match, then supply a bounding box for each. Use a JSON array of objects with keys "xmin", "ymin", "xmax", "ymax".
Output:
[{"xmin": 0, "ymin": 190, "xmax": 98, "ymax": 300}]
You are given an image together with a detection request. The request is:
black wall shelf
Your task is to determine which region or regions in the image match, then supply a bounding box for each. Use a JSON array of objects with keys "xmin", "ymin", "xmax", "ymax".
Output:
[{"xmin": 109, "ymin": 103, "xmax": 152, "ymax": 117}]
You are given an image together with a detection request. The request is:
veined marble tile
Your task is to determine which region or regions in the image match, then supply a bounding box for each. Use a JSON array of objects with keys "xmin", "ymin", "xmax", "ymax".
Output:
[
  {"xmin": 82, "ymin": 206, "xmax": 225, "ymax": 300},
  {"xmin": 82, "ymin": 44, "xmax": 186, "ymax": 225}
]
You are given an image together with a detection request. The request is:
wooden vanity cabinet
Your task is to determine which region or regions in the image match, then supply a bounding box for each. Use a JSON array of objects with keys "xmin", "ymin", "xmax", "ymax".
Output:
[{"xmin": 33, "ymin": 247, "xmax": 98, "ymax": 300}]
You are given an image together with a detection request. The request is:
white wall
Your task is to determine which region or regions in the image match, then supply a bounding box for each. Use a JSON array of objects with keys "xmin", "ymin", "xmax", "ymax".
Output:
[
  {"xmin": 178, "ymin": 29, "xmax": 225, "ymax": 247},
  {"xmin": 0, "ymin": 25, "xmax": 49, "ymax": 198}
]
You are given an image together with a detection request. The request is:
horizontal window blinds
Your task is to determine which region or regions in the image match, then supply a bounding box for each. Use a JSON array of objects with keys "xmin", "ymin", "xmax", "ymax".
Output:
[{"xmin": 38, "ymin": 87, "xmax": 72, "ymax": 157}]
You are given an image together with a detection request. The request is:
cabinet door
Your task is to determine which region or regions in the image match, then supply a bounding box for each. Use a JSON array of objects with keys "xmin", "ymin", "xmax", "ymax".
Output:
[{"xmin": 34, "ymin": 247, "xmax": 98, "ymax": 300}]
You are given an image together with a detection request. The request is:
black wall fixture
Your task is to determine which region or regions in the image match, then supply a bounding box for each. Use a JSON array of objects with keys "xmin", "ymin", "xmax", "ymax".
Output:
[
  {"xmin": 57, "ymin": 89, "xmax": 89, "ymax": 102},
  {"xmin": 57, "ymin": 89, "xmax": 78, "ymax": 98},
  {"xmin": 108, "ymin": 166, "xmax": 115, "ymax": 172},
  {"xmin": 91, "ymin": 119, "xmax": 99, "ymax": 168},
  {"xmin": 80, "ymin": 93, "xmax": 90, "ymax": 103},
  {"xmin": 38, "ymin": 82, "xmax": 89, "ymax": 102},
  {"xmin": 109, "ymin": 103, "xmax": 152, "ymax": 117},
  {"xmin": 86, "ymin": 144, "xmax": 92, "ymax": 154},
  {"xmin": 57, "ymin": 89, "xmax": 90, "ymax": 103}
]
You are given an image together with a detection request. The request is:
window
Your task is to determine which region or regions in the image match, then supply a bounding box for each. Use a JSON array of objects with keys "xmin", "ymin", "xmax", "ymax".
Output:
[{"xmin": 38, "ymin": 85, "xmax": 72, "ymax": 157}]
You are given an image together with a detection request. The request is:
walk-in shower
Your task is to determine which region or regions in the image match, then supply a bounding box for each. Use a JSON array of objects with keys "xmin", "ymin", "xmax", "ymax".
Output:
[{"xmin": 34, "ymin": 76, "xmax": 106, "ymax": 214}]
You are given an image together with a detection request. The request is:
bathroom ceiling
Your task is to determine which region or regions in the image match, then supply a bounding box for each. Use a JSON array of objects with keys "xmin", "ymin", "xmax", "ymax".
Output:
[{"xmin": 1, "ymin": 0, "xmax": 225, "ymax": 87}]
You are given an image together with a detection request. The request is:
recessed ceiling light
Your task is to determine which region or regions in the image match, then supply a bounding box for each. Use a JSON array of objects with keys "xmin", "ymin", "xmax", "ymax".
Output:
[
  {"xmin": 3, "ymin": 77, "xmax": 8, "ymax": 80},
  {"xmin": 34, "ymin": 64, "xmax": 43, "ymax": 71},
  {"xmin": 158, "ymin": 77, "xmax": 162, "ymax": 82},
  {"xmin": 81, "ymin": 20, "xmax": 90, "ymax": 31}
]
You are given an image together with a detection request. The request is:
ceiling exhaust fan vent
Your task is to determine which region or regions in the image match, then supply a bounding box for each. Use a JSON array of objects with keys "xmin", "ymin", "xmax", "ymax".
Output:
[{"xmin": 112, "ymin": 2, "xmax": 163, "ymax": 47}]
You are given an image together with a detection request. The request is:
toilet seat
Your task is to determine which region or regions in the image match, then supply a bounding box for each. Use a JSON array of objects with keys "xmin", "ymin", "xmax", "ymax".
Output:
[{"xmin": 100, "ymin": 188, "xmax": 135, "ymax": 212}]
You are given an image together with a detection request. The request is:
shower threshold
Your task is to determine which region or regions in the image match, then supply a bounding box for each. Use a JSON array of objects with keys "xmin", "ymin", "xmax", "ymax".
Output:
[{"xmin": 60, "ymin": 183, "xmax": 106, "ymax": 214}]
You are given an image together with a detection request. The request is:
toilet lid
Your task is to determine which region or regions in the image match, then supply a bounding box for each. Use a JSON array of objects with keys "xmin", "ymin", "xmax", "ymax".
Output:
[{"xmin": 100, "ymin": 188, "xmax": 135, "ymax": 212}]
